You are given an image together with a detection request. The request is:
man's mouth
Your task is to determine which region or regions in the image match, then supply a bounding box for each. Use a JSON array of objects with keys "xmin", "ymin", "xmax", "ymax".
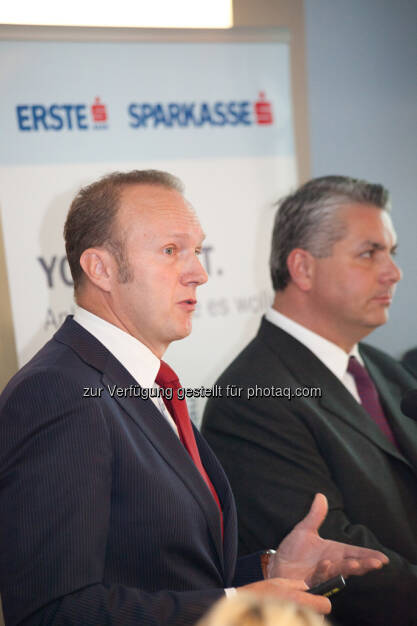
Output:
[
  {"xmin": 178, "ymin": 299, "xmax": 197, "ymax": 310},
  {"xmin": 372, "ymin": 293, "xmax": 393, "ymax": 304}
]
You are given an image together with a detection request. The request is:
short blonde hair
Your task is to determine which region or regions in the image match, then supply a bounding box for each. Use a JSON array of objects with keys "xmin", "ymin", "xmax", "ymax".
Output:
[{"xmin": 197, "ymin": 593, "xmax": 328, "ymax": 626}]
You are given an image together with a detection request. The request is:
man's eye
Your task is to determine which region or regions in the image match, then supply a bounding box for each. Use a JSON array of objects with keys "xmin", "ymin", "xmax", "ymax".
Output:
[
  {"xmin": 360, "ymin": 250, "xmax": 373, "ymax": 258},
  {"xmin": 164, "ymin": 246, "xmax": 175, "ymax": 255},
  {"xmin": 195, "ymin": 248, "xmax": 202, "ymax": 256}
]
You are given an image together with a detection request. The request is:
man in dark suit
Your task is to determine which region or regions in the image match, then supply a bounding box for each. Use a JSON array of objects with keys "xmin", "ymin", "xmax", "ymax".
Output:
[
  {"xmin": 0, "ymin": 171, "xmax": 387, "ymax": 626},
  {"xmin": 202, "ymin": 176, "xmax": 417, "ymax": 625}
]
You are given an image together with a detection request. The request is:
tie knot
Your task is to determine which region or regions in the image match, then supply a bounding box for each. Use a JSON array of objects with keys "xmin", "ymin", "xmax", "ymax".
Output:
[
  {"xmin": 156, "ymin": 360, "xmax": 180, "ymax": 388},
  {"xmin": 347, "ymin": 355, "xmax": 367, "ymax": 381}
]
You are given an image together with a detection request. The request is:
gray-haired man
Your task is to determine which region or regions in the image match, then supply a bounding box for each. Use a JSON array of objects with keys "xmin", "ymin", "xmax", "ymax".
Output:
[{"xmin": 203, "ymin": 175, "xmax": 417, "ymax": 626}]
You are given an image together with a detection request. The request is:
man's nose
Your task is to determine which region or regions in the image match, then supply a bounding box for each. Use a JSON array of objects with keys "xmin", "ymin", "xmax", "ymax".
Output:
[
  {"xmin": 382, "ymin": 256, "xmax": 402, "ymax": 284},
  {"xmin": 182, "ymin": 254, "xmax": 208, "ymax": 286}
]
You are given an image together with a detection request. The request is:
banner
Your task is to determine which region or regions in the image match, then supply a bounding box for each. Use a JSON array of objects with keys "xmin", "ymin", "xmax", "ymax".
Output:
[{"xmin": 0, "ymin": 35, "xmax": 296, "ymax": 423}]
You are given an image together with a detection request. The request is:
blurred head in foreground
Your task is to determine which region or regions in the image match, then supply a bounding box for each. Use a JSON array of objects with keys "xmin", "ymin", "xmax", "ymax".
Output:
[{"xmin": 197, "ymin": 593, "xmax": 329, "ymax": 626}]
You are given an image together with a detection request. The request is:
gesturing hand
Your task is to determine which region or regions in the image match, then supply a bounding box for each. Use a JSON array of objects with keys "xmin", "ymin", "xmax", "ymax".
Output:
[
  {"xmin": 238, "ymin": 578, "xmax": 331, "ymax": 615},
  {"xmin": 268, "ymin": 493, "xmax": 389, "ymax": 587}
]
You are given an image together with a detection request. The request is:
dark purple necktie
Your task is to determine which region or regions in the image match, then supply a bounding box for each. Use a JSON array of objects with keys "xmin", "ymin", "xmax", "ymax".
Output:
[{"xmin": 348, "ymin": 356, "xmax": 397, "ymax": 447}]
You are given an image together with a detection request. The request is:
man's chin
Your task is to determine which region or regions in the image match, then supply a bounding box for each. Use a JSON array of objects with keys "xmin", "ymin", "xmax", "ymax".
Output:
[
  {"xmin": 170, "ymin": 323, "xmax": 193, "ymax": 343},
  {"xmin": 363, "ymin": 312, "xmax": 389, "ymax": 330}
]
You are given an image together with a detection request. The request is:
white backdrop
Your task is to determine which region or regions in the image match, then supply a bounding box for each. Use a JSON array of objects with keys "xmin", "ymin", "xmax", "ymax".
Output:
[{"xmin": 0, "ymin": 33, "xmax": 297, "ymax": 423}]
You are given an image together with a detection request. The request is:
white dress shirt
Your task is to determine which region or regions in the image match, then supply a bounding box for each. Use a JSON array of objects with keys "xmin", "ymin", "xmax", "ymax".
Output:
[
  {"xmin": 265, "ymin": 307, "xmax": 364, "ymax": 404},
  {"xmin": 73, "ymin": 306, "xmax": 179, "ymax": 435}
]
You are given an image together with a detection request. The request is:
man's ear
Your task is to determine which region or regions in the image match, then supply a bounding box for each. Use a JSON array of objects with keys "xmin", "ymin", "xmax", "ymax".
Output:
[
  {"xmin": 286, "ymin": 248, "xmax": 315, "ymax": 291},
  {"xmin": 79, "ymin": 247, "xmax": 115, "ymax": 292}
]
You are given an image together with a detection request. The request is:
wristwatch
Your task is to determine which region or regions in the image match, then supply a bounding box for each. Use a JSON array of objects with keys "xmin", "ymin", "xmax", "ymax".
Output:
[{"xmin": 260, "ymin": 548, "xmax": 277, "ymax": 578}]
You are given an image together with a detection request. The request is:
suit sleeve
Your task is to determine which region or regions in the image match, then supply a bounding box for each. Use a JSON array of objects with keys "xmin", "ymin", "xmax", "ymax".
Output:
[
  {"xmin": 202, "ymin": 393, "xmax": 417, "ymax": 626},
  {"xmin": 0, "ymin": 370, "xmax": 222, "ymax": 626}
]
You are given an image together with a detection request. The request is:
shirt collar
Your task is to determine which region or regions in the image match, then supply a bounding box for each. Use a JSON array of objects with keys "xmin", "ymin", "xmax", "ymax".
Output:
[
  {"xmin": 265, "ymin": 307, "xmax": 363, "ymax": 382},
  {"xmin": 73, "ymin": 305, "xmax": 160, "ymax": 388}
]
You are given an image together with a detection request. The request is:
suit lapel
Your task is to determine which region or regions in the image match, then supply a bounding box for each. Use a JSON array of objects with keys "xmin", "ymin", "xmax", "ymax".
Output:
[
  {"xmin": 259, "ymin": 319, "xmax": 413, "ymax": 469},
  {"xmin": 54, "ymin": 317, "xmax": 224, "ymax": 565},
  {"xmin": 362, "ymin": 350, "xmax": 417, "ymax": 472}
]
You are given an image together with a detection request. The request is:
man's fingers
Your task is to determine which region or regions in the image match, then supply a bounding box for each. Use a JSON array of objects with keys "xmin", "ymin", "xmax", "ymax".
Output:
[
  {"xmin": 344, "ymin": 558, "xmax": 360, "ymax": 571},
  {"xmin": 261, "ymin": 584, "xmax": 331, "ymax": 615},
  {"xmin": 367, "ymin": 557, "xmax": 386, "ymax": 569},
  {"xmin": 344, "ymin": 547, "xmax": 389, "ymax": 565},
  {"xmin": 238, "ymin": 578, "xmax": 331, "ymax": 614},
  {"xmin": 316, "ymin": 555, "xmax": 388, "ymax": 583},
  {"xmin": 342, "ymin": 557, "xmax": 386, "ymax": 577},
  {"xmin": 287, "ymin": 590, "xmax": 331, "ymax": 615},
  {"xmin": 309, "ymin": 554, "xmax": 387, "ymax": 587},
  {"xmin": 239, "ymin": 578, "xmax": 308, "ymax": 594},
  {"xmin": 296, "ymin": 493, "xmax": 328, "ymax": 532},
  {"xmin": 268, "ymin": 578, "xmax": 308, "ymax": 590}
]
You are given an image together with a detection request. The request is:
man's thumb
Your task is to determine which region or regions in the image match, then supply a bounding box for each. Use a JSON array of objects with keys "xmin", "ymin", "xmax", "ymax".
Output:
[{"xmin": 297, "ymin": 493, "xmax": 328, "ymax": 532}]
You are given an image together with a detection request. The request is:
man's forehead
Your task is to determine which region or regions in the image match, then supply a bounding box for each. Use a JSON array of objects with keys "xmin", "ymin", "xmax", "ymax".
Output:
[
  {"xmin": 339, "ymin": 203, "xmax": 396, "ymax": 238},
  {"xmin": 119, "ymin": 182, "xmax": 187, "ymax": 209},
  {"xmin": 116, "ymin": 183, "xmax": 203, "ymax": 236}
]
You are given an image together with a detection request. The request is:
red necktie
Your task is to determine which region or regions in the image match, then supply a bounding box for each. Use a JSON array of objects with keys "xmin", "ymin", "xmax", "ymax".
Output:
[
  {"xmin": 156, "ymin": 360, "xmax": 223, "ymax": 536},
  {"xmin": 348, "ymin": 356, "xmax": 398, "ymax": 447}
]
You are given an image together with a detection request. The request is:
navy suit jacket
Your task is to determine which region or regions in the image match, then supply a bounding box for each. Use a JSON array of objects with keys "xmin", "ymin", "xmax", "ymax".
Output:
[{"xmin": 0, "ymin": 317, "xmax": 261, "ymax": 626}]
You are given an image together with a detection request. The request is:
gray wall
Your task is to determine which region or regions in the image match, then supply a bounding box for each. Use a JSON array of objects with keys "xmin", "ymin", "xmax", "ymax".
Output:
[{"xmin": 304, "ymin": 0, "xmax": 417, "ymax": 358}]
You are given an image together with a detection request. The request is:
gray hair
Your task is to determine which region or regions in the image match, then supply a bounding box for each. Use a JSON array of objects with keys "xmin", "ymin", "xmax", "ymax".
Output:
[
  {"xmin": 270, "ymin": 175, "xmax": 390, "ymax": 291},
  {"xmin": 64, "ymin": 169, "xmax": 183, "ymax": 291}
]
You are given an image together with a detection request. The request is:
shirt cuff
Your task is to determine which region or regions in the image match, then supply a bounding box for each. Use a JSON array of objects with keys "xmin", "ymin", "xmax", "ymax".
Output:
[{"xmin": 224, "ymin": 587, "xmax": 237, "ymax": 597}]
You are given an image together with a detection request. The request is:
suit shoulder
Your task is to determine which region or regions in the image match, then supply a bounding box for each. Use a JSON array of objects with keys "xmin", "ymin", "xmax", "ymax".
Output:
[
  {"xmin": 360, "ymin": 342, "xmax": 417, "ymax": 384},
  {"xmin": 216, "ymin": 330, "xmax": 284, "ymax": 388},
  {"xmin": 0, "ymin": 336, "xmax": 99, "ymax": 412},
  {"xmin": 216, "ymin": 337, "xmax": 259, "ymax": 380},
  {"xmin": 360, "ymin": 342, "xmax": 393, "ymax": 361},
  {"xmin": 360, "ymin": 342, "xmax": 402, "ymax": 369},
  {"xmin": 0, "ymin": 338, "xmax": 109, "ymax": 467},
  {"xmin": 402, "ymin": 348, "xmax": 417, "ymax": 379}
]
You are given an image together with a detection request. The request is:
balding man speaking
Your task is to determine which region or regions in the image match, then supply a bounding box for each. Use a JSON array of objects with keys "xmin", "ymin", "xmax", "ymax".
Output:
[
  {"xmin": 203, "ymin": 176, "xmax": 417, "ymax": 625},
  {"xmin": 0, "ymin": 171, "xmax": 387, "ymax": 626}
]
